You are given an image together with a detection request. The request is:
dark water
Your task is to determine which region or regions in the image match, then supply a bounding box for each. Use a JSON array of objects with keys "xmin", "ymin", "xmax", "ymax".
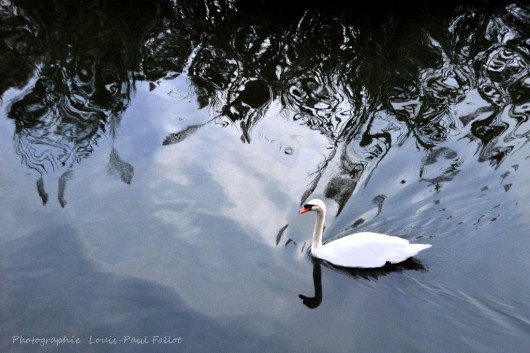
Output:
[{"xmin": 1, "ymin": 0, "xmax": 530, "ymax": 352}]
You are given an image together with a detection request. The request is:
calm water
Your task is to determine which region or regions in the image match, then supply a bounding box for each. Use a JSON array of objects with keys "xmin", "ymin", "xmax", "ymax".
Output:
[{"xmin": 1, "ymin": 0, "xmax": 530, "ymax": 352}]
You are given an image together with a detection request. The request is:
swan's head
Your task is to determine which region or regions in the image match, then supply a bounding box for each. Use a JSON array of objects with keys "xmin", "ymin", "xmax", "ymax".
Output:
[{"xmin": 299, "ymin": 199, "xmax": 326, "ymax": 214}]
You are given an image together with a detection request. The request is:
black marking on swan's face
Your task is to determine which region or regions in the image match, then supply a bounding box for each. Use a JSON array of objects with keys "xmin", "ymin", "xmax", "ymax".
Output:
[
  {"xmin": 299, "ymin": 204, "xmax": 313, "ymax": 214},
  {"xmin": 299, "ymin": 199, "xmax": 326, "ymax": 214}
]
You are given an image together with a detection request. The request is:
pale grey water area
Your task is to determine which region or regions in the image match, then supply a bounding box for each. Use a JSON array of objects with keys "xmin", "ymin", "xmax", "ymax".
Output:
[{"xmin": 1, "ymin": 0, "xmax": 530, "ymax": 352}]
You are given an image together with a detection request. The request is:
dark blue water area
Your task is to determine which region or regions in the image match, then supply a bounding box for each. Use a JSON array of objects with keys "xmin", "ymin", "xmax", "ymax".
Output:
[{"xmin": 1, "ymin": 1, "xmax": 530, "ymax": 352}]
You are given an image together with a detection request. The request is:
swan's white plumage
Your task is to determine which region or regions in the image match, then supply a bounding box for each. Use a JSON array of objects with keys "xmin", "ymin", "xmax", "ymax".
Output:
[{"xmin": 299, "ymin": 199, "xmax": 431, "ymax": 268}]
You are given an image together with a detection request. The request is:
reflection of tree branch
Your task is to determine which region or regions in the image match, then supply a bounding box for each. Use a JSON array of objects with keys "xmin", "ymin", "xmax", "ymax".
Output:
[
  {"xmin": 275, "ymin": 224, "xmax": 289, "ymax": 246},
  {"xmin": 58, "ymin": 170, "xmax": 74, "ymax": 208},
  {"xmin": 162, "ymin": 123, "xmax": 205, "ymax": 145},
  {"xmin": 4, "ymin": 0, "xmax": 158, "ymax": 205},
  {"xmin": 36, "ymin": 177, "xmax": 48, "ymax": 206},
  {"xmin": 107, "ymin": 147, "xmax": 134, "ymax": 184},
  {"xmin": 300, "ymin": 146, "xmax": 338, "ymax": 206}
]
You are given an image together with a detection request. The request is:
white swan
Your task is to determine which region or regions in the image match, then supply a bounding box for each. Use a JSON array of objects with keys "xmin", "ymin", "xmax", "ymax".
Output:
[{"xmin": 299, "ymin": 199, "xmax": 431, "ymax": 268}]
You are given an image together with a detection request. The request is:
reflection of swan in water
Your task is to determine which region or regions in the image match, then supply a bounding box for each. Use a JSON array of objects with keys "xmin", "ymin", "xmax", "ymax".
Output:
[
  {"xmin": 299, "ymin": 259, "xmax": 323, "ymax": 309},
  {"xmin": 299, "ymin": 258, "xmax": 428, "ymax": 309},
  {"xmin": 299, "ymin": 199, "xmax": 431, "ymax": 268}
]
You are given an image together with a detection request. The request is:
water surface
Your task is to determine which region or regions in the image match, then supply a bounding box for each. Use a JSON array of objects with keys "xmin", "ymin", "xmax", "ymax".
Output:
[{"xmin": 1, "ymin": 1, "xmax": 530, "ymax": 352}]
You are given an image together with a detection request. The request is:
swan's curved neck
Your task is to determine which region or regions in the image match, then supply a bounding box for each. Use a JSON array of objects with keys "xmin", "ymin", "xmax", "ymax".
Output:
[{"xmin": 312, "ymin": 209, "xmax": 325, "ymax": 249}]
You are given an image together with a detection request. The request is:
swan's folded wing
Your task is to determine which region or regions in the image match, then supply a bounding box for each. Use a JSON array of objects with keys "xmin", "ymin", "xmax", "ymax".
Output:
[{"xmin": 319, "ymin": 233, "xmax": 430, "ymax": 268}]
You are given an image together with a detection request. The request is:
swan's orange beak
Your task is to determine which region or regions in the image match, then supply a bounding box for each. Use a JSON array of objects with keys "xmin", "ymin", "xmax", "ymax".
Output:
[{"xmin": 299, "ymin": 206, "xmax": 311, "ymax": 214}]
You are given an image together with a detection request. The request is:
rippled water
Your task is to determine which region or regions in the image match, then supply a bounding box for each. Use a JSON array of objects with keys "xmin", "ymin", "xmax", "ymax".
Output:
[{"xmin": 1, "ymin": 1, "xmax": 530, "ymax": 352}]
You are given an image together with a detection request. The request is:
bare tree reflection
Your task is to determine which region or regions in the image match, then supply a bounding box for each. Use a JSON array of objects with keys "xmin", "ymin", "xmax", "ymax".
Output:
[
  {"xmin": 3, "ymin": 0, "xmax": 530, "ymax": 209},
  {"xmin": 4, "ymin": 0, "xmax": 160, "ymax": 205}
]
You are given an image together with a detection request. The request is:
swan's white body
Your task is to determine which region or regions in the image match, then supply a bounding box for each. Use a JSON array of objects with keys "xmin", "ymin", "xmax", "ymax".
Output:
[{"xmin": 299, "ymin": 199, "xmax": 431, "ymax": 268}]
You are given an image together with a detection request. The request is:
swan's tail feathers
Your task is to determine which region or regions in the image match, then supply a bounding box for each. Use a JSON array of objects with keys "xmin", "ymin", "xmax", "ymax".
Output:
[{"xmin": 409, "ymin": 243, "xmax": 432, "ymax": 255}]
